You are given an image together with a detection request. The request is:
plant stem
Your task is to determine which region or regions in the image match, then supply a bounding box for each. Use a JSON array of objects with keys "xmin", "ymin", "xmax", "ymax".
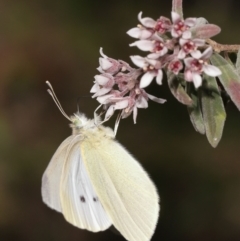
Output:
[{"xmin": 207, "ymin": 39, "xmax": 240, "ymax": 53}]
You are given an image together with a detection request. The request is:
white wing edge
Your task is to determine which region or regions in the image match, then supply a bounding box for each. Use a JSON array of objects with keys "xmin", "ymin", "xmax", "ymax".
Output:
[{"xmin": 41, "ymin": 136, "xmax": 74, "ymax": 212}]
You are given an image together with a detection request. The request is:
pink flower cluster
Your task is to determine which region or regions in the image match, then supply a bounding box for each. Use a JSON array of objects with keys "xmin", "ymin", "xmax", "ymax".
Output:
[
  {"xmin": 91, "ymin": 48, "xmax": 166, "ymax": 124},
  {"xmin": 127, "ymin": 11, "xmax": 222, "ymax": 88}
]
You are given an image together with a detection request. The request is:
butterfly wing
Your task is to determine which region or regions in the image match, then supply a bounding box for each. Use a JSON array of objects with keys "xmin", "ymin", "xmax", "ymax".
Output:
[
  {"xmin": 81, "ymin": 137, "xmax": 160, "ymax": 241},
  {"xmin": 42, "ymin": 136, "xmax": 74, "ymax": 212},
  {"xmin": 60, "ymin": 136, "xmax": 112, "ymax": 232}
]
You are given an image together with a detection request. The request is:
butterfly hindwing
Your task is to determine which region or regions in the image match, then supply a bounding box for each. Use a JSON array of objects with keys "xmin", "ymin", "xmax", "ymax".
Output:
[
  {"xmin": 41, "ymin": 136, "xmax": 74, "ymax": 212},
  {"xmin": 60, "ymin": 137, "xmax": 112, "ymax": 232}
]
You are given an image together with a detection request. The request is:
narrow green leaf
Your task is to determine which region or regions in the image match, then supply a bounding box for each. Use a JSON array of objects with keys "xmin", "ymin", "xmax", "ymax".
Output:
[
  {"xmin": 236, "ymin": 48, "xmax": 240, "ymax": 77},
  {"xmin": 200, "ymin": 76, "xmax": 226, "ymax": 148},
  {"xmin": 210, "ymin": 53, "xmax": 240, "ymax": 111},
  {"xmin": 224, "ymin": 53, "xmax": 235, "ymax": 68},
  {"xmin": 186, "ymin": 83, "xmax": 205, "ymax": 134},
  {"xmin": 172, "ymin": 0, "xmax": 183, "ymax": 18},
  {"xmin": 167, "ymin": 72, "xmax": 193, "ymax": 106}
]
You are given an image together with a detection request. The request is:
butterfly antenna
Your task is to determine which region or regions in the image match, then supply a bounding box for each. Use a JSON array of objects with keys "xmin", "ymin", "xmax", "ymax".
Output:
[{"xmin": 46, "ymin": 81, "xmax": 71, "ymax": 121}]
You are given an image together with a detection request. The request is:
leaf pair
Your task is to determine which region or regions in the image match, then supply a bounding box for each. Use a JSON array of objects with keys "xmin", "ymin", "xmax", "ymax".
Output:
[{"xmin": 168, "ymin": 71, "xmax": 226, "ymax": 148}]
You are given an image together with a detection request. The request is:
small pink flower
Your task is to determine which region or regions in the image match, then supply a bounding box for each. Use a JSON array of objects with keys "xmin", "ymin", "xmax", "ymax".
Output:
[
  {"xmin": 137, "ymin": 11, "xmax": 157, "ymax": 29},
  {"xmin": 184, "ymin": 47, "xmax": 222, "ymax": 88},
  {"xmin": 168, "ymin": 59, "xmax": 183, "ymax": 75},
  {"xmin": 97, "ymin": 48, "xmax": 121, "ymax": 74},
  {"xmin": 178, "ymin": 31, "xmax": 205, "ymax": 59},
  {"xmin": 138, "ymin": 12, "xmax": 172, "ymax": 34},
  {"xmin": 114, "ymin": 70, "xmax": 140, "ymax": 92},
  {"xmin": 121, "ymin": 87, "xmax": 166, "ymax": 123},
  {"xmin": 154, "ymin": 16, "xmax": 172, "ymax": 34},
  {"xmin": 90, "ymin": 73, "xmax": 115, "ymax": 97},
  {"xmin": 171, "ymin": 12, "xmax": 196, "ymax": 38},
  {"xmin": 130, "ymin": 55, "xmax": 163, "ymax": 88},
  {"xmin": 130, "ymin": 36, "xmax": 168, "ymax": 59},
  {"xmin": 127, "ymin": 12, "xmax": 172, "ymax": 40}
]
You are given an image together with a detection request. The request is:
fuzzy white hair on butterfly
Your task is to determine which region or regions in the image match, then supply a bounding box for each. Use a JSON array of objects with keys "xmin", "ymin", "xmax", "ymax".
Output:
[{"xmin": 42, "ymin": 81, "xmax": 160, "ymax": 241}]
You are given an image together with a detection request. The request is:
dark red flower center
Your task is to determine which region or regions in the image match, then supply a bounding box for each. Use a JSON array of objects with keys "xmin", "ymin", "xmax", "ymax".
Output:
[{"xmin": 183, "ymin": 41, "xmax": 195, "ymax": 53}]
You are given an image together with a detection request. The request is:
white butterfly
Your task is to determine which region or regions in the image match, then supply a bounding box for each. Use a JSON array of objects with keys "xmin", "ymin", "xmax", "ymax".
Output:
[{"xmin": 42, "ymin": 81, "xmax": 160, "ymax": 241}]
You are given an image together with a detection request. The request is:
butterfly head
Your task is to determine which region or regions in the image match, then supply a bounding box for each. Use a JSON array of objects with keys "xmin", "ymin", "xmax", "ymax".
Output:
[{"xmin": 69, "ymin": 113, "xmax": 91, "ymax": 134}]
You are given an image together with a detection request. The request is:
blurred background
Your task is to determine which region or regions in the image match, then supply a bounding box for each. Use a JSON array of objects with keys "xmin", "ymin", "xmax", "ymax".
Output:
[{"xmin": 1, "ymin": 0, "xmax": 240, "ymax": 240}]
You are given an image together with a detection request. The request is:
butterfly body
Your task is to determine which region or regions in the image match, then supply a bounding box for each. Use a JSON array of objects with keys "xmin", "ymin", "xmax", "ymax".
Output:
[{"xmin": 42, "ymin": 111, "xmax": 159, "ymax": 241}]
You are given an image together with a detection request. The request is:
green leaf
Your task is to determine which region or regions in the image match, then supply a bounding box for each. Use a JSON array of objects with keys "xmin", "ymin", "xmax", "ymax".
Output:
[
  {"xmin": 167, "ymin": 72, "xmax": 193, "ymax": 106},
  {"xmin": 186, "ymin": 83, "xmax": 205, "ymax": 134},
  {"xmin": 210, "ymin": 53, "xmax": 240, "ymax": 111},
  {"xmin": 191, "ymin": 24, "xmax": 221, "ymax": 39},
  {"xmin": 200, "ymin": 76, "xmax": 226, "ymax": 148},
  {"xmin": 172, "ymin": 0, "xmax": 183, "ymax": 18}
]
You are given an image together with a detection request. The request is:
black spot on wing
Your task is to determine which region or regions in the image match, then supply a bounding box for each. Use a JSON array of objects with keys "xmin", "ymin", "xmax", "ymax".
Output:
[
  {"xmin": 80, "ymin": 196, "xmax": 86, "ymax": 203},
  {"xmin": 93, "ymin": 197, "xmax": 98, "ymax": 202}
]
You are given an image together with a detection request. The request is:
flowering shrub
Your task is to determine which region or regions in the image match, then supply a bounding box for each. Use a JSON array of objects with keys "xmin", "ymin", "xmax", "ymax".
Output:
[{"xmin": 91, "ymin": 0, "xmax": 240, "ymax": 147}]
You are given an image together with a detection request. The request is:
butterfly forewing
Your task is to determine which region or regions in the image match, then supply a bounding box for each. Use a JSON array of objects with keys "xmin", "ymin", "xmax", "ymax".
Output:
[{"xmin": 81, "ymin": 137, "xmax": 159, "ymax": 241}]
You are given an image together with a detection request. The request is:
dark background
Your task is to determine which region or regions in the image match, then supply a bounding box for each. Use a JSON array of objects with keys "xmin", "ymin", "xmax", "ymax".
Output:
[{"xmin": 1, "ymin": 0, "xmax": 240, "ymax": 241}]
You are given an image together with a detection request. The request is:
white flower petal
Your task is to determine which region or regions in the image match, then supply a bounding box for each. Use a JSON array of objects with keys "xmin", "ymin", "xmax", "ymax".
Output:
[
  {"xmin": 192, "ymin": 73, "xmax": 202, "ymax": 88},
  {"xmin": 184, "ymin": 69, "xmax": 193, "ymax": 81},
  {"xmin": 130, "ymin": 40, "xmax": 154, "ymax": 51},
  {"xmin": 147, "ymin": 52, "xmax": 162, "ymax": 59},
  {"xmin": 133, "ymin": 106, "xmax": 138, "ymax": 124},
  {"xmin": 139, "ymin": 29, "xmax": 153, "ymax": 39},
  {"xmin": 97, "ymin": 66, "xmax": 104, "ymax": 73},
  {"xmin": 147, "ymin": 93, "xmax": 166, "ymax": 104},
  {"xmin": 136, "ymin": 98, "xmax": 147, "ymax": 109},
  {"xmin": 130, "ymin": 55, "xmax": 146, "ymax": 68},
  {"xmin": 96, "ymin": 94, "xmax": 114, "ymax": 104},
  {"xmin": 127, "ymin": 28, "xmax": 152, "ymax": 39},
  {"xmin": 203, "ymin": 65, "xmax": 222, "ymax": 76},
  {"xmin": 99, "ymin": 47, "xmax": 108, "ymax": 58},
  {"xmin": 179, "ymin": 38, "xmax": 189, "ymax": 46},
  {"xmin": 90, "ymin": 83, "xmax": 100, "ymax": 93},
  {"xmin": 92, "ymin": 88, "xmax": 111, "ymax": 98},
  {"xmin": 114, "ymin": 99, "xmax": 129, "ymax": 110},
  {"xmin": 138, "ymin": 12, "xmax": 156, "ymax": 28},
  {"xmin": 158, "ymin": 47, "xmax": 168, "ymax": 56},
  {"xmin": 184, "ymin": 18, "xmax": 197, "ymax": 27},
  {"xmin": 105, "ymin": 105, "xmax": 115, "ymax": 120},
  {"xmin": 146, "ymin": 58, "xmax": 161, "ymax": 68},
  {"xmin": 171, "ymin": 28, "xmax": 179, "ymax": 38},
  {"xmin": 171, "ymin": 11, "xmax": 181, "ymax": 23},
  {"xmin": 156, "ymin": 70, "xmax": 163, "ymax": 85},
  {"xmin": 184, "ymin": 57, "xmax": 194, "ymax": 68},
  {"xmin": 182, "ymin": 30, "xmax": 192, "ymax": 39},
  {"xmin": 201, "ymin": 46, "xmax": 213, "ymax": 60},
  {"xmin": 127, "ymin": 28, "xmax": 142, "ymax": 38},
  {"xmin": 178, "ymin": 49, "xmax": 186, "ymax": 59},
  {"xmin": 99, "ymin": 58, "xmax": 113, "ymax": 71},
  {"xmin": 190, "ymin": 50, "xmax": 202, "ymax": 59},
  {"xmin": 136, "ymin": 96, "xmax": 148, "ymax": 108},
  {"xmin": 140, "ymin": 71, "xmax": 155, "ymax": 88},
  {"xmin": 94, "ymin": 75, "xmax": 109, "ymax": 85}
]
